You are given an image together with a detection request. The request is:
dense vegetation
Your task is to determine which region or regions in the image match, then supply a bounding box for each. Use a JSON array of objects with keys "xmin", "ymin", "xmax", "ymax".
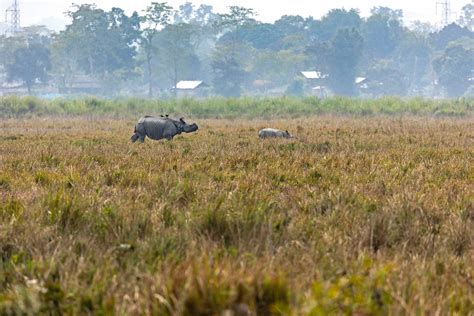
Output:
[
  {"xmin": 1, "ymin": 2, "xmax": 474, "ymax": 98},
  {"xmin": 0, "ymin": 96, "xmax": 473, "ymax": 118},
  {"xmin": 1, "ymin": 116, "xmax": 473, "ymax": 314}
]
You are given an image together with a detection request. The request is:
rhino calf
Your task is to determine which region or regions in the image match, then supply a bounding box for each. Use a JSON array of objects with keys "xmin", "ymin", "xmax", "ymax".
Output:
[
  {"xmin": 258, "ymin": 128, "xmax": 293, "ymax": 139},
  {"xmin": 131, "ymin": 116, "xmax": 198, "ymax": 143}
]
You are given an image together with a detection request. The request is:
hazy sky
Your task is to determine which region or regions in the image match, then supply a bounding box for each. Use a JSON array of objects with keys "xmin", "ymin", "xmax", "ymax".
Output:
[{"xmin": 1, "ymin": 0, "xmax": 471, "ymax": 30}]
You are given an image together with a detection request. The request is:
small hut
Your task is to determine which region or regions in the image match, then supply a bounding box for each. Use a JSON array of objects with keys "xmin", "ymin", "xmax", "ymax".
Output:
[{"xmin": 175, "ymin": 80, "xmax": 207, "ymax": 98}]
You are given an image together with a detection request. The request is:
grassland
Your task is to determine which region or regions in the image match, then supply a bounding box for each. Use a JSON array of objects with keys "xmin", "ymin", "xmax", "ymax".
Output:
[{"xmin": 1, "ymin": 114, "xmax": 473, "ymax": 315}]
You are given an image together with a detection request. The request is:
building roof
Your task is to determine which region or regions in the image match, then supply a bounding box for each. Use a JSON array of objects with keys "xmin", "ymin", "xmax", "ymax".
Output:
[
  {"xmin": 355, "ymin": 77, "xmax": 368, "ymax": 84},
  {"xmin": 1, "ymin": 81, "xmax": 23, "ymax": 89},
  {"xmin": 176, "ymin": 80, "xmax": 204, "ymax": 90},
  {"xmin": 300, "ymin": 71, "xmax": 328, "ymax": 79}
]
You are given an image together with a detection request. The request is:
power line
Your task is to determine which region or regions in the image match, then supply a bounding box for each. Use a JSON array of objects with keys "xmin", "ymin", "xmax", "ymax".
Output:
[{"xmin": 5, "ymin": 0, "xmax": 20, "ymax": 35}]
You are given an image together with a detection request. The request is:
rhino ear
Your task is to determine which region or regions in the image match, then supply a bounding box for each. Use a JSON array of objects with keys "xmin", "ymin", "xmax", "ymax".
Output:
[{"xmin": 180, "ymin": 117, "xmax": 186, "ymax": 124}]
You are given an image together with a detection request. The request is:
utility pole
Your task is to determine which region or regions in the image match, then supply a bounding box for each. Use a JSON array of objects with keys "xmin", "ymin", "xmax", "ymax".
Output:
[
  {"xmin": 5, "ymin": 0, "xmax": 21, "ymax": 35},
  {"xmin": 436, "ymin": 0, "xmax": 452, "ymax": 26}
]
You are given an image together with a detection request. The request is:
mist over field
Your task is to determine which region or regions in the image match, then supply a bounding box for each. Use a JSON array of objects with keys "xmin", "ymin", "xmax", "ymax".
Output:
[
  {"xmin": 0, "ymin": 1, "xmax": 474, "ymax": 98},
  {"xmin": 1, "ymin": 1, "xmax": 473, "ymax": 315}
]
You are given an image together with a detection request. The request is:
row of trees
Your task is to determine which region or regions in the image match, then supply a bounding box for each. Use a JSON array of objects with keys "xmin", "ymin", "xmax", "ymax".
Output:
[{"xmin": 1, "ymin": 2, "xmax": 474, "ymax": 98}]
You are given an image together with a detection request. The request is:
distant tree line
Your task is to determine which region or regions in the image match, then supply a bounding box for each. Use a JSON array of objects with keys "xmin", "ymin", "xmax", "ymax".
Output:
[{"xmin": 1, "ymin": 1, "xmax": 474, "ymax": 98}]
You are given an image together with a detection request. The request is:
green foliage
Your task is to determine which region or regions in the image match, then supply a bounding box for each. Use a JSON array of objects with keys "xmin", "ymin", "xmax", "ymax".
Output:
[
  {"xmin": 317, "ymin": 8, "xmax": 362, "ymax": 42},
  {"xmin": 362, "ymin": 7, "xmax": 404, "ymax": 59},
  {"xmin": 154, "ymin": 23, "xmax": 201, "ymax": 93},
  {"xmin": 365, "ymin": 60, "xmax": 408, "ymax": 96},
  {"xmin": 59, "ymin": 4, "xmax": 140, "ymax": 77},
  {"xmin": 0, "ymin": 96, "xmax": 472, "ymax": 118},
  {"xmin": 214, "ymin": 6, "xmax": 256, "ymax": 31},
  {"xmin": 2, "ymin": 3, "xmax": 474, "ymax": 98},
  {"xmin": 3, "ymin": 37, "xmax": 51, "ymax": 94},
  {"xmin": 430, "ymin": 23, "xmax": 474, "ymax": 51},
  {"xmin": 458, "ymin": 1, "xmax": 474, "ymax": 31},
  {"xmin": 307, "ymin": 25, "xmax": 365, "ymax": 96},
  {"xmin": 141, "ymin": 2, "xmax": 173, "ymax": 97},
  {"xmin": 211, "ymin": 53, "xmax": 249, "ymax": 97},
  {"xmin": 285, "ymin": 77, "xmax": 305, "ymax": 96},
  {"xmin": 433, "ymin": 40, "xmax": 474, "ymax": 97},
  {"xmin": 1, "ymin": 198, "xmax": 24, "ymax": 220},
  {"xmin": 211, "ymin": 6, "xmax": 256, "ymax": 98},
  {"xmin": 305, "ymin": 257, "xmax": 393, "ymax": 314},
  {"xmin": 328, "ymin": 28, "xmax": 364, "ymax": 96}
]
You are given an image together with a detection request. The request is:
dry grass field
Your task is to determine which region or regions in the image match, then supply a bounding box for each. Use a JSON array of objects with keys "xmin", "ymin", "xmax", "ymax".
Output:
[{"xmin": 1, "ymin": 116, "xmax": 473, "ymax": 315}]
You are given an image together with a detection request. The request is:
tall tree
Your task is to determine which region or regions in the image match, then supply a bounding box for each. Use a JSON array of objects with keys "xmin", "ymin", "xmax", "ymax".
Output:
[
  {"xmin": 250, "ymin": 48, "xmax": 308, "ymax": 94},
  {"xmin": 53, "ymin": 4, "xmax": 140, "ymax": 94},
  {"xmin": 0, "ymin": 29, "xmax": 52, "ymax": 95},
  {"xmin": 430, "ymin": 23, "xmax": 474, "ymax": 51},
  {"xmin": 274, "ymin": 15, "xmax": 308, "ymax": 47},
  {"xmin": 173, "ymin": 2, "xmax": 195, "ymax": 24},
  {"xmin": 394, "ymin": 33, "xmax": 432, "ymax": 95},
  {"xmin": 409, "ymin": 21, "xmax": 436, "ymax": 37},
  {"xmin": 433, "ymin": 40, "xmax": 474, "ymax": 97},
  {"xmin": 188, "ymin": 4, "xmax": 219, "ymax": 86},
  {"xmin": 362, "ymin": 7, "xmax": 404, "ymax": 59},
  {"xmin": 212, "ymin": 6, "xmax": 255, "ymax": 97},
  {"xmin": 155, "ymin": 23, "xmax": 200, "ymax": 96},
  {"xmin": 140, "ymin": 2, "xmax": 172, "ymax": 97},
  {"xmin": 307, "ymin": 28, "xmax": 364, "ymax": 96},
  {"xmin": 211, "ymin": 47, "xmax": 248, "ymax": 97},
  {"xmin": 214, "ymin": 6, "xmax": 256, "ymax": 54},
  {"xmin": 239, "ymin": 23, "xmax": 282, "ymax": 50},
  {"xmin": 5, "ymin": 40, "xmax": 51, "ymax": 94},
  {"xmin": 365, "ymin": 60, "xmax": 408, "ymax": 96},
  {"xmin": 458, "ymin": 1, "xmax": 474, "ymax": 31},
  {"xmin": 313, "ymin": 9, "xmax": 362, "ymax": 42}
]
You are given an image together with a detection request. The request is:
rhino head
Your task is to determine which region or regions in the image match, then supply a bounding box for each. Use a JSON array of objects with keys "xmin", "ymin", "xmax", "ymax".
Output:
[{"xmin": 179, "ymin": 117, "xmax": 199, "ymax": 133}]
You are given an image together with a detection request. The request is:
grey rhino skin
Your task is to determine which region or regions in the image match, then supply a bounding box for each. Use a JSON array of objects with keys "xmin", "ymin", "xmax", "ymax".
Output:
[
  {"xmin": 258, "ymin": 128, "xmax": 293, "ymax": 139},
  {"xmin": 131, "ymin": 116, "xmax": 198, "ymax": 143}
]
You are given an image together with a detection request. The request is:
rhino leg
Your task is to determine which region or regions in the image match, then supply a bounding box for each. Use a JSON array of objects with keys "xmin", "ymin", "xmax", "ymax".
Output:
[
  {"xmin": 131, "ymin": 133, "xmax": 140, "ymax": 143},
  {"xmin": 132, "ymin": 123, "xmax": 147, "ymax": 143},
  {"xmin": 131, "ymin": 133, "xmax": 146, "ymax": 143},
  {"xmin": 163, "ymin": 129, "xmax": 178, "ymax": 141}
]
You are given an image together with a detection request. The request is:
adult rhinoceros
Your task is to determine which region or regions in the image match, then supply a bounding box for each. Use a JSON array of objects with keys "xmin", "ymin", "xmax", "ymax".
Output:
[
  {"xmin": 131, "ymin": 116, "xmax": 198, "ymax": 143},
  {"xmin": 258, "ymin": 128, "xmax": 293, "ymax": 139}
]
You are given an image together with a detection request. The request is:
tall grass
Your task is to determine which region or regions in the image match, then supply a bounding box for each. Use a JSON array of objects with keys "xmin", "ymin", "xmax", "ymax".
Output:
[
  {"xmin": 1, "ymin": 95, "xmax": 472, "ymax": 118},
  {"xmin": 1, "ymin": 117, "xmax": 472, "ymax": 314}
]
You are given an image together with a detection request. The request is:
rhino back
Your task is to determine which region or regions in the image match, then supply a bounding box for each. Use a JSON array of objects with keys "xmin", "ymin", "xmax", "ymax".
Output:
[
  {"xmin": 142, "ymin": 118, "xmax": 169, "ymax": 140},
  {"xmin": 259, "ymin": 128, "xmax": 284, "ymax": 138}
]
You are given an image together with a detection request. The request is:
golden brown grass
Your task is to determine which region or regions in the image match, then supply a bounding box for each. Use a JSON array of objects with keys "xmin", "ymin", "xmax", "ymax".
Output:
[{"xmin": 1, "ymin": 116, "xmax": 473, "ymax": 315}]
